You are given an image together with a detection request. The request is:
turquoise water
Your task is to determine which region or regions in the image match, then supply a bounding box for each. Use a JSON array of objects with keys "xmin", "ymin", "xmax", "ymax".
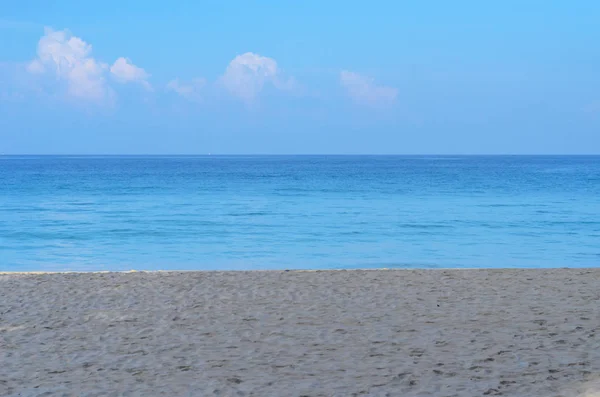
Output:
[{"xmin": 1, "ymin": 155, "xmax": 599, "ymax": 271}]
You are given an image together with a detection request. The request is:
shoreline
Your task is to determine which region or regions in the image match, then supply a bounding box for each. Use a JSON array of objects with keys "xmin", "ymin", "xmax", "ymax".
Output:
[{"xmin": 0, "ymin": 266, "xmax": 593, "ymax": 274}]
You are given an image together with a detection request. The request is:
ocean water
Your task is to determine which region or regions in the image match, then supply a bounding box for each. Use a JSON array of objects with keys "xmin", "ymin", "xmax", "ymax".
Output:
[{"xmin": 0, "ymin": 155, "xmax": 599, "ymax": 271}]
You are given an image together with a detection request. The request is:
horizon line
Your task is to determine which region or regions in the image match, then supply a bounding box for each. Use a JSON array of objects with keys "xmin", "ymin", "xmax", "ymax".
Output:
[{"xmin": 1, "ymin": 154, "xmax": 599, "ymax": 157}]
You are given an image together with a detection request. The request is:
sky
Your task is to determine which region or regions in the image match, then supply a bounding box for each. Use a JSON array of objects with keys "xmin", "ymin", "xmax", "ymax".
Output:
[{"xmin": 0, "ymin": 1, "xmax": 599, "ymax": 154}]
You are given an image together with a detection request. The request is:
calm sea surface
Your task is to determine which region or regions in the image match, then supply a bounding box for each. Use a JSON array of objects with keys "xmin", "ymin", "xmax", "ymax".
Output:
[{"xmin": 1, "ymin": 155, "xmax": 599, "ymax": 271}]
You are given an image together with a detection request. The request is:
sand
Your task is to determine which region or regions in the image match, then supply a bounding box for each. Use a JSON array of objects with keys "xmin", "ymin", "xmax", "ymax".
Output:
[{"xmin": 1, "ymin": 269, "xmax": 599, "ymax": 396}]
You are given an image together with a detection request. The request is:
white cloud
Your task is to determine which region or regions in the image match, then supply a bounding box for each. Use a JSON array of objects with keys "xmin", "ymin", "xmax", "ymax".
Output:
[
  {"xmin": 110, "ymin": 57, "xmax": 151, "ymax": 90},
  {"xmin": 340, "ymin": 70, "xmax": 397, "ymax": 106},
  {"xmin": 27, "ymin": 28, "xmax": 109, "ymax": 101},
  {"xmin": 166, "ymin": 78, "xmax": 206, "ymax": 99},
  {"xmin": 26, "ymin": 27, "xmax": 151, "ymax": 102},
  {"xmin": 220, "ymin": 52, "xmax": 294, "ymax": 102}
]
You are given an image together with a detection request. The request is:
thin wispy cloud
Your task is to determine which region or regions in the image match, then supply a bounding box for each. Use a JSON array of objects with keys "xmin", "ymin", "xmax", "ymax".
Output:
[
  {"xmin": 166, "ymin": 78, "xmax": 206, "ymax": 100},
  {"xmin": 219, "ymin": 52, "xmax": 296, "ymax": 103},
  {"xmin": 0, "ymin": 18, "xmax": 41, "ymax": 31},
  {"xmin": 584, "ymin": 101, "xmax": 600, "ymax": 115},
  {"xmin": 340, "ymin": 70, "xmax": 397, "ymax": 107}
]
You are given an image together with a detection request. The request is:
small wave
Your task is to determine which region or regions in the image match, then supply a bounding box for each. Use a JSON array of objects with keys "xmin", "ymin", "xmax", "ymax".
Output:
[
  {"xmin": 227, "ymin": 212, "xmax": 270, "ymax": 217},
  {"xmin": 397, "ymin": 223, "xmax": 454, "ymax": 229}
]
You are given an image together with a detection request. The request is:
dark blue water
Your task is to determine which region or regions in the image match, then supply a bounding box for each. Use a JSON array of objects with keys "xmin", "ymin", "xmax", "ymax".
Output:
[{"xmin": 1, "ymin": 155, "xmax": 599, "ymax": 271}]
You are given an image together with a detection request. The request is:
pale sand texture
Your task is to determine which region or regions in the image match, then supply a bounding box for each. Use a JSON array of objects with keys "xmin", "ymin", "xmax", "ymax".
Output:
[{"xmin": 1, "ymin": 269, "xmax": 599, "ymax": 397}]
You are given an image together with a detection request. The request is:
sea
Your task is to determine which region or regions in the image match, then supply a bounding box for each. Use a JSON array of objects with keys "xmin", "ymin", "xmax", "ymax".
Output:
[{"xmin": 1, "ymin": 155, "xmax": 598, "ymax": 272}]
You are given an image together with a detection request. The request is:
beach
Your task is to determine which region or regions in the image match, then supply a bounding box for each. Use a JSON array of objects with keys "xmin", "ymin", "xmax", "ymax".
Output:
[{"xmin": 1, "ymin": 269, "xmax": 599, "ymax": 396}]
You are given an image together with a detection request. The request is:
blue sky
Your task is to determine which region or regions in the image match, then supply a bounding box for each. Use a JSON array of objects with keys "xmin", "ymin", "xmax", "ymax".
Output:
[{"xmin": 1, "ymin": 1, "xmax": 599, "ymax": 154}]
